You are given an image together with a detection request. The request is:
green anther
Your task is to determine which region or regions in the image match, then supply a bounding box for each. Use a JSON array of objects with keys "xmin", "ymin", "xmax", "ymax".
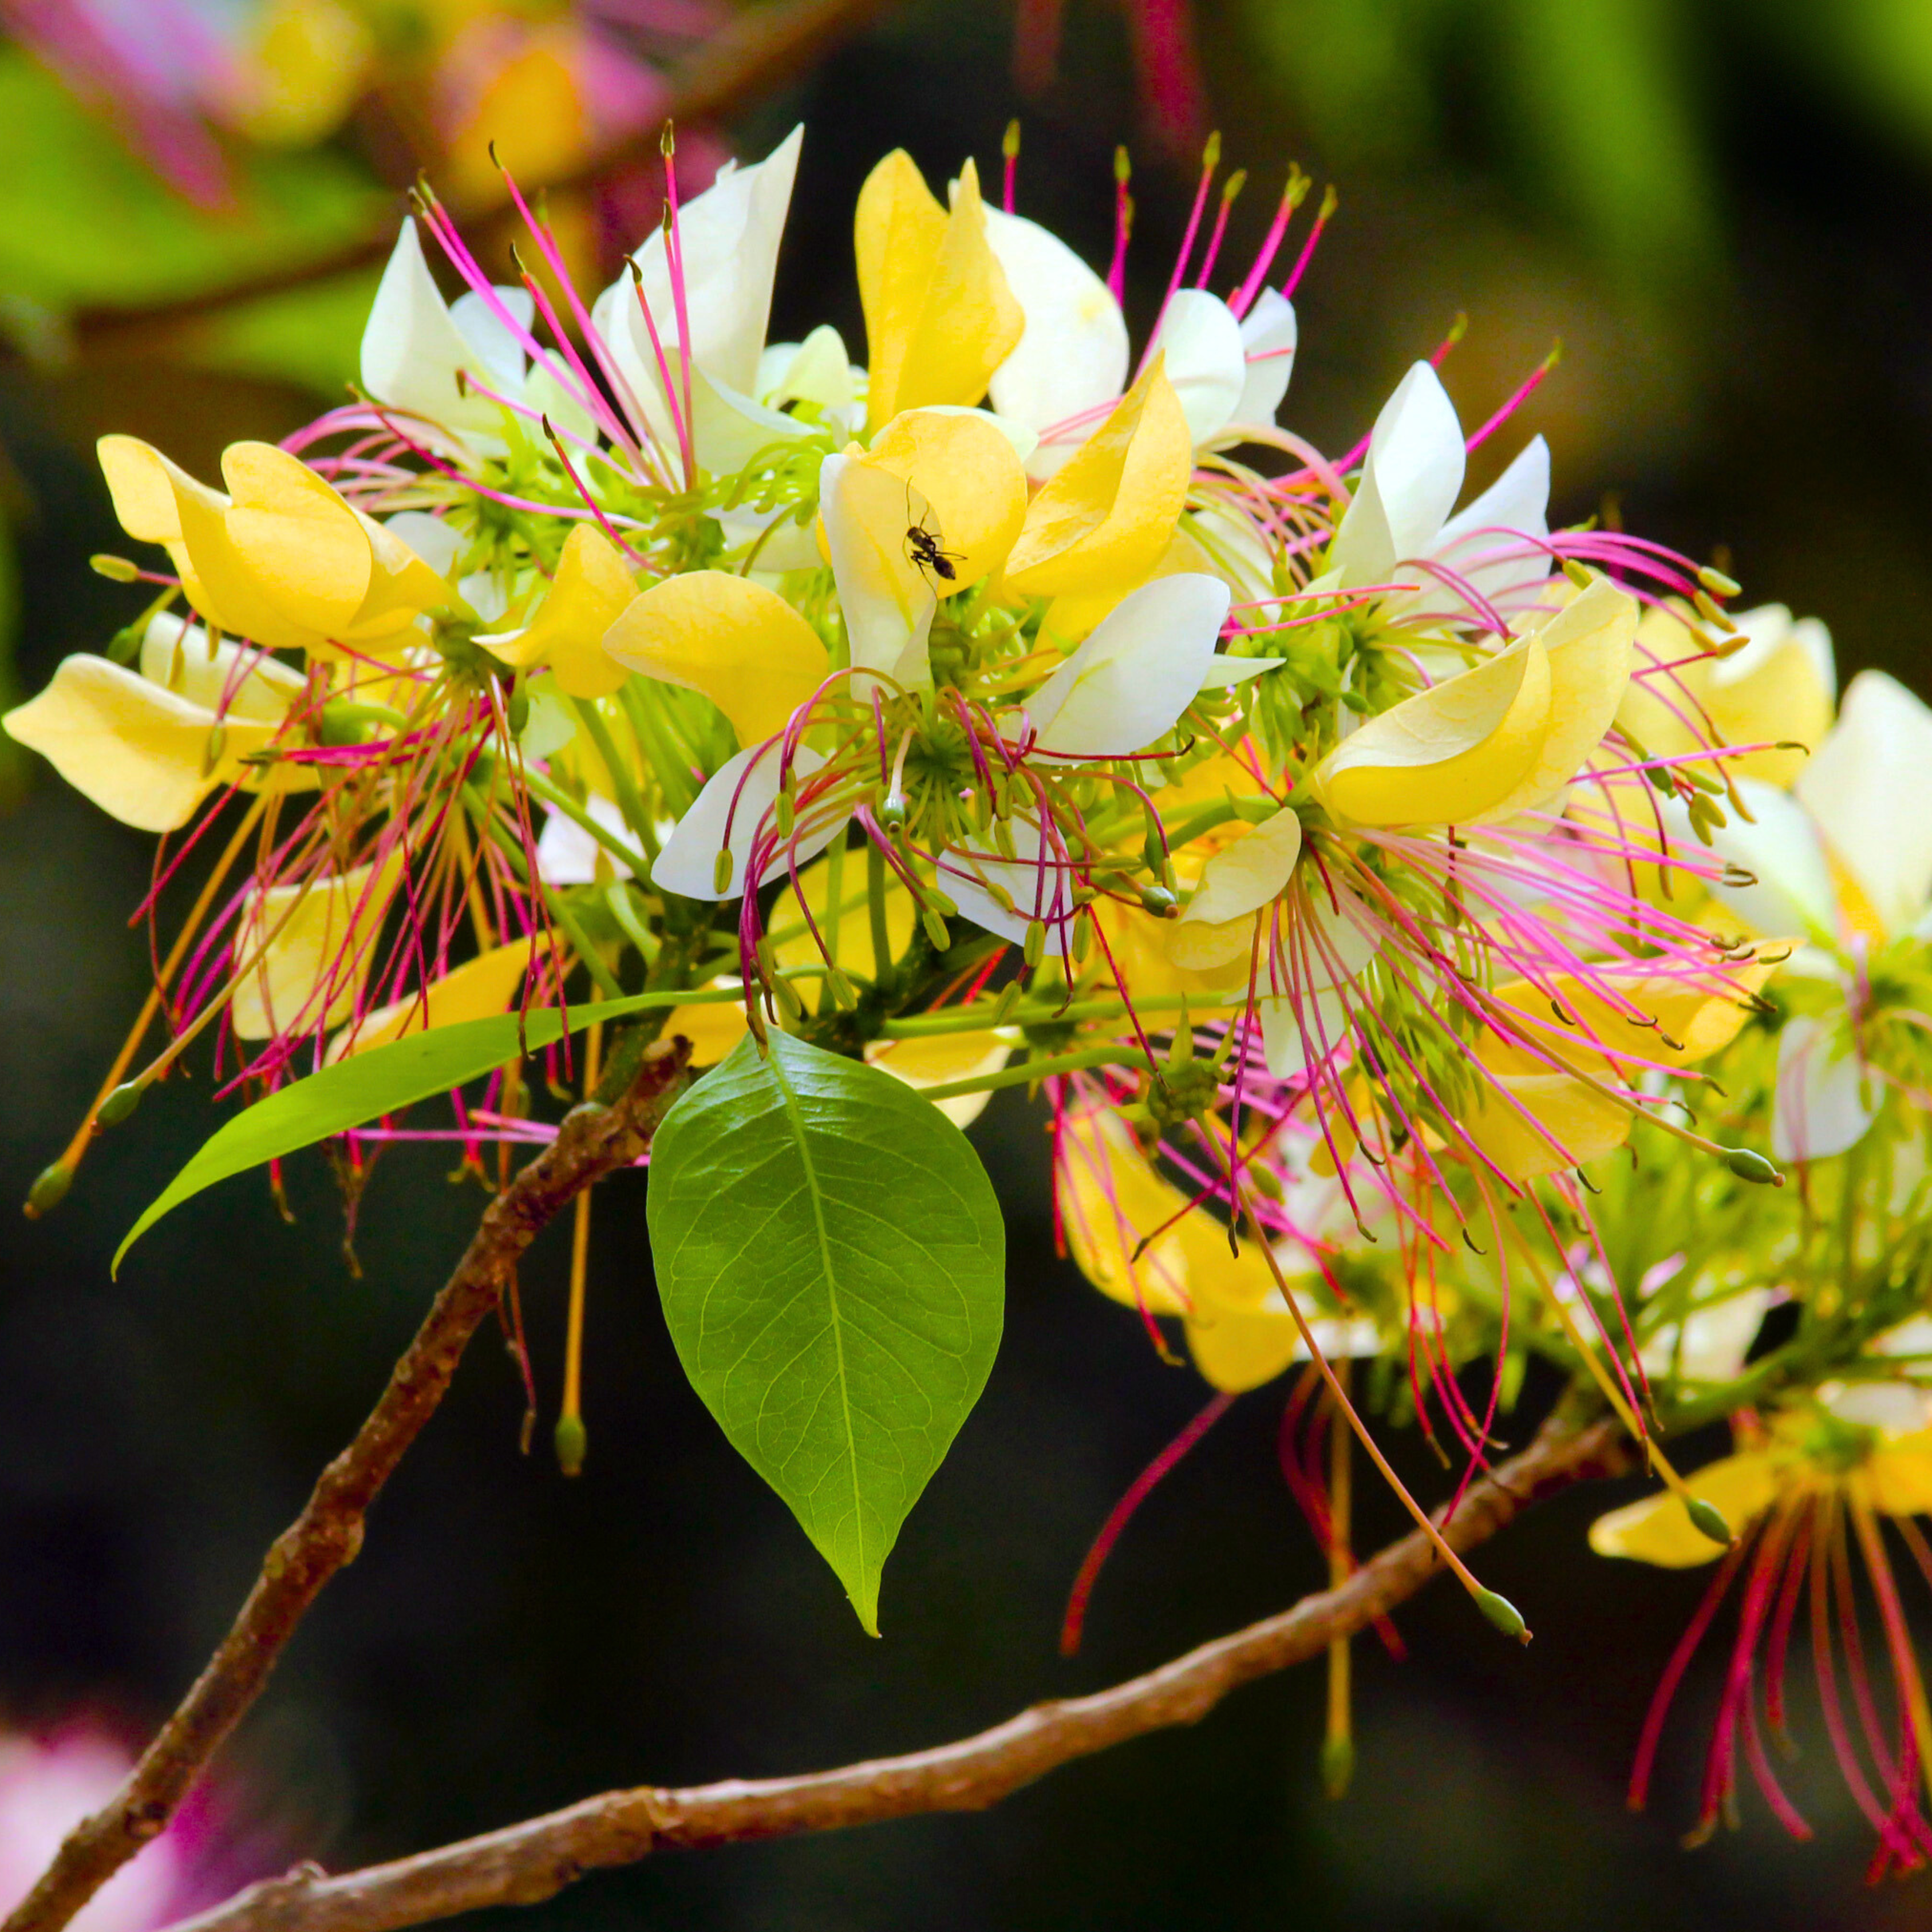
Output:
[
  {"xmin": 712, "ymin": 848, "xmax": 734, "ymax": 894},
  {"xmin": 201, "ymin": 725, "xmax": 227, "ymax": 777},
  {"xmin": 926, "ymin": 887, "xmax": 959, "ymax": 919},
  {"xmin": 1024, "ymin": 920, "xmax": 1046, "ymax": 969},
  {"xmin": 1698, "ymin": 564, "xmax": 1743, "ymax": 599},
  {"xmin": 25, "ymin": 1162, "xmax": 73, "ymax": 1218},
  {"xmin": 90, "ymin": 554, "xmax": 140, "ymax": 583},
  {"xmin": 772, "ymin": 973, "xmax": 807, "ymax": 1024},
  {"xmin": 1692, "ymin": 589, "xmax": 1735, "ymax": 631},
  {"xmin": 879, "ymin": 790, "xmax": 908, "ymax": 833},
  {"xmin": 1319, "ymin": 1734, "xmax": 1355, "ymax": 1801},
  {"xmin": 1474, "ymin": 1587, "xmax": 1529, "ymax": 1643},
  {"xmin": 1138, "ymin": 883, "xmax": 1178, "ymax": 917},
  {"xmin": 1685, "ymin": 1496, "xmax": 1733, "ymax": 1547},
  {"xmin": 1562, "ymin": 559, "xmax": 1593, "ymax": 590},
  {"xmin": 824, "ymin": 969, "xmax": 857, "ymax": 1011},
  {"xmin": 921, "ymin": 907, "xmax": 951, "ymax": 952},
  {"xmin": 775, "ymin": 788, "xmax": 796, "ymax": 837},
  {"xmin": 1724, "ymin": 1147, "xmax": 1783, "ymax": 1186},
  {"xmin": 554, "ymin": 1414, "xmax": 587, "ymax": 1477},
  {"xmin": 991, "ymin": 982, "xmax": 1021, "ymax": 1025},
  {"xmin": 1071, "ymin": 915, "xmax": 1092, "ymax": 964},
  {"xmin": 505, "ymin": 683, "xmax": 530, "ymax": 736},
  {"xmin": 97, "ymin": 1079, "xmax": 147, "ymax": 1128}
]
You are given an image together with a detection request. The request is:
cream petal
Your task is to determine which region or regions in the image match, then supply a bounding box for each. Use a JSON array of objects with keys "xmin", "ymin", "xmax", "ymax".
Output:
[
  {"xmin": 137, "ymin": 613, "xmax": 306, "ymax": 721},
  {"xmin": 1180, "ymin": 808, "xmax": 1302, "ymax": 925},
  {"xmin": 1028, "ymin": 573, "xmax": 1230, "ymax": 758},
  {"xmin": 600, "ymin": 126, "xmax": 803, "ymax": 402},
  {"xmin": 1419, "ymin": 434, "xmax": 1551, "ymax": 622},
  {"xmin": 1330, "ymin": 360, "xmax": 1465, "ymax": 589},
  {"xmin": 1147, "ymin": 289, "xmax": 1247, "ymax": 446},
  {"xmin": 360, "ymin": 219, "xmax": 514, "ymax": 435},
  {"xmin": 650, "ymin": 741, "xmax": 835, "ymax": 900},
  {"xmin": 230, "ymin": 859, "xmax": 395, "ymax": 1040},
  {"xmin": 760, "ymin": 324, "xmax": 856, "ymax": 412},
  {"xmin": 941, "ymin": 817, "xmax": 1077, "ymax": 952},
  {"xmin": 536, "ymin": 795, "xmax": 636, "ymax": 885},
  {"xmin": 1285, "ymin": 881, "xmax": 1382, "ymax": 990},
  {"xmin": 1639, "ymin": 1289, "xmax": 1769, "ymax": 1384},
  {"xmin": 982, "ymin": 206, "xmax": 1131, "ymax": 477},
  {"xmin": 1257, "ymin": 985, "xmax": 1351, "ymax": 1078},
  {"xmin": 1772, "ymin": 1014, "xmax": 1875, "ymax": 1163},
  {"xmin": 1796, "ymin": 669, "xmax": 1932, "ymax": 935},
  {"xmin": 1703, "ymin": 776, "xmax": 1836, "ymax": 939},
  {"xmin": 819, "ymin": 451, "xmax": 937, "ymax": 689},
  {"xmin": 383, "ymin": 510, "xmax": 462, "ymax": 579},
  {"xmin": 1229, "ymin": 289, "xmax": 1297, "ymax": 433},
  {"xmin": 865, "ymin": 1030, "xmax": 1015, "ymax": 1129}
]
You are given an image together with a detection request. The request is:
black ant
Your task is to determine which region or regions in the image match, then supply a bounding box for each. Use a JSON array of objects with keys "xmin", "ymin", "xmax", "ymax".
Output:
[{"xmin": 903, "ymin": 485, "xmax": 963, "ymax": 586}]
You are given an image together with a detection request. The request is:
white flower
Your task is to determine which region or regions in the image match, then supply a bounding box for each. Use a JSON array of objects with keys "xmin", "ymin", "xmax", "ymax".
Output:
[
  {"xmin": 1327, "ymin": 361, "xmax": 1551, "ymax": 628},
  {"xmin": 980, "ymin": 207, "xmax": 1296, "ymax": 479}
]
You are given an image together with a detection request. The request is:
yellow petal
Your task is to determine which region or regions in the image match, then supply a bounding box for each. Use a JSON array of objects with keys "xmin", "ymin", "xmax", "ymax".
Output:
[
  {"xmin": 768, "ymin": 853, "xmax": 916, "ymax": 978},
  {"xmin": 484, "ymin": 524, "xmax": 635, "ymax": 698},
  {"xmin": 228, "ymin": 0, "xmax": 372, "ymax": 147},
  {"xmin": 1459, "ymin": 1069, "xmax": 1631, "ymax": 1180},
  {"xmin": 1057, "ymin": 1104, "xmax": 1191, "ymax": 1315},
  {"xmin": 856, "ymin": 153, "xmax": 1022, "ymax": 432},
  {"xmin": 2, "ymin": 655, "xmax": 241, "ymax": 831},
  {"xmin": 1002, "ymin": 357, "xmax": 1191, "ymax": 598},
  {"xmin": 1488, "ymin": 958, "xmax": 1777, "ymax": 1084},
  {"xmin": 866, "ymin": 1029, "xmax": 1013, "ymax": 1128},
  {"xmin": 1186, "ymin": 1294, "xmax": 1302, "ymax": 1392},
  {"xmin": 1037, "ymin": 522, "xmax": 1219, "ymax": 652},
  {"xmin": 327, "ymin": 937, "xmax": 540, "ymax": 1060},
  {"xmin": 665, "ymin": 994, "xmax": 753, "ymax": 1065},
  {"xmin": 1180, "ymin": 808, "xmax": 1302, "ymax": 926},
  {"xmin": 1589, "ymin": 1454, "xmax": 1780, "ymax": 1567},
  {"xmin": 1476, "ymin": 579, "xmax": 1636, "ymax": 821},
  {"xmin": 602, "ymin": 570, "xmax": 829, "ymax": 748},
  {"xmin": 211, "ymin": 441, "xmax": 374, "ymax": 642},
  {"xmin": 1859, "ymin": 1433, "xmax": 1932, "ymax": 1517},
  {"xmin": 861, "ymin": 408, "xmax": 1028, "ymax": 589},
  {"xmin": 231, "ymin": 858, "xmax": 398, "ymax": 1040},
  {"xmin": 98, "ymin": 434, "xmax": 193, "ymax": 546},
  {"xmin": 1312, "ymin": 634, "xmax": 1553, "ymax": 827},
  {"xmin": 1093, "ymin": 895, "xmax": 1248, "ymax": 999},
  {"xmin": 1705, "ymin": 615, "xmax": 1835, "ymax": 789},
  {"xmin": 341, "ymin": 508, "xmax": 452, "ymax": 645}
]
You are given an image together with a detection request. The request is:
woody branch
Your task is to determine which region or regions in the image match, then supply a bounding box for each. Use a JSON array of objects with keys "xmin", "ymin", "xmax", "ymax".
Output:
[
  {"xmin": 0, "ymin": 1036, "xmax": 693, "ymax": 1932},
  {"xmin": 156, "ymin": 1409, "xmax": 1631, "ymax": 1932}
]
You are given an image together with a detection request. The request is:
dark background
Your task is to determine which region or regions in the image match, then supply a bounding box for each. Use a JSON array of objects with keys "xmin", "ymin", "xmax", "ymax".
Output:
[{"xmin": 7, "ymin": 1, "xmax": 1932, "ymax": 1926}]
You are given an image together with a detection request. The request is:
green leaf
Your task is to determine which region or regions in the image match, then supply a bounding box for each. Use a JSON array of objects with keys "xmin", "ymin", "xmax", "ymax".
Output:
[
  {"xmin": 647, "ymin": 1032, "xmax": 1005, "ymax": 1633},
  {"xmin": 113, "ymin": 987, "xmax": 737, "ymax": 1273}
]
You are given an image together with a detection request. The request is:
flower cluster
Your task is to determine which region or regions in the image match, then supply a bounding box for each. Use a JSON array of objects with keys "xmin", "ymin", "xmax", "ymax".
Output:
[{"xmin": 14, "ymin": 120, "xmax": 1932, "ymax": 1868}]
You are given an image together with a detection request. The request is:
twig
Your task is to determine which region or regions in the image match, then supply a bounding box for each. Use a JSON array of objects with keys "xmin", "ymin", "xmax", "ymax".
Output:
[
  {"xmin": 155, "ymin": 1411, "xmax": 1630, "ymax": 1932},
  {"xmin": 66, "ymin": 0, "xmax": 896, "ymax": 358},
  {"xmin": 1, "ymin": 1037, "xmax": 693, "ymax": 1932}
]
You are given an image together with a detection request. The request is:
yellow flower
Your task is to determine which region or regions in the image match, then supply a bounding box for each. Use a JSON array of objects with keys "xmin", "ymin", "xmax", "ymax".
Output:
[
  {"xmin": 97, "ymin": 437, "xmax": 447, "ymax": 660},
  {"xmin": 477, "ymin": 524, "xmax": 635, "ymax": 700},
  {"xmin": 855, "ymin": 152, "xmax": 1023, "ymax": 432},
  {"xmin": 328, "ymin": 937, "xmax": 544, "ymax": 1060},
  {"xmin": 230, "ymin": 856, "xmax": 400, "ymax": 1041},
  {"xmin": 1001, "ymin": 357, "xmax": 1193, "ymax": 599},
  {"xmin": 1309, "ymin": 578, "xmax": 1637, "ymax": 829},
  {"xmin": 3, "ymin": 615, "xmax": 310, "ymax": 832},
  {"xmin": 601, "ymin": 570, "xmax": 829, "ymax": 748}
]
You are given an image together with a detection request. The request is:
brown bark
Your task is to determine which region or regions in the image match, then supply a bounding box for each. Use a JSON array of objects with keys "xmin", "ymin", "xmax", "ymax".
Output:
[
  {"xmin": 1, "ymin": 1039, "xmax": 692, "ymax": 1932},
  {"xmin": 159, "ymin": 1412, "xmax": 1630, "ymax": 1932}
]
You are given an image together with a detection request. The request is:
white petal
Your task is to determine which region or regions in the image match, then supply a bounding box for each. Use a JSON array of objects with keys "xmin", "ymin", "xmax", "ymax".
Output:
[
  {"xmin": 536, "ymin": 795, "xmax": 635, "ymax": 885},
  {"xmin": 138, "ymin": 613, "xmax": 305, "ymax": 720},
  {"xmin": 1820, "ymin": 1381, "xmax": 1932, "ymax": 1431},
  {"xmin": 361, "ymin": 219, "xmax": 515, "ymax": 434},
  {"xmin": 1796, "ymin": 669, "xmax": 1932, "ymax": 934},
  {"xmin": 1703, "ymin": 776, "xmax": 1836, "ymax": 939},
  {"xmin": 449, "ymin": 285, "xmax": 534, "ymax": 390},
  {"xmin": 760, "ymin": 324, "xmax": 855, "ymax": 412},
  {"xmin": 1419, "ymin": 434, "xmax": 1551, "ymax": 621},
  {"xmin": 1028, "ymin": 574, "xmax": 1230, "ymax": 758},
  {"xmin": 1147, "ymin": 289, "xmax": 1247, "ymax": 446},
  {"xmin": 1286, "ymin": 882, "xmax": 1382, "ymax": 990},
  {"xmin": 1639, "ymin": 1289, "xmax": 1769, "ymax": 1382},
  {"xmin": 983, "ymin": 206, "xmax": 1131, "ymax": 479},
  {"xmin": 650, "ymin": 741, "xmax": 835, "ymax": 900},
  {"xmin": 1772, "ymin": 1014, "xmax": 1875, "ymax": 1163},
  {"xmin": 384, "ymin": 510, "xmax": 461, "ymax": 579},
  {"xmin": 940, "ymin": 817, "xmax": 1077, "ymax": 952},
  {"xmin": 1230, "ymin": 289, "xmax": 1297, "ymax": 433},
  {"xmin": 1330, "ymin": 361, "xmax": 1465, "ymax": 590},
  {"xmin": 819, "ymin": 452, "xmax": 937, "ymax": 690},
  {"xmin": 1197, "ymin": 655, "xmax": 1284, "ymax": 689},
  {"xmin": 599, "ymin": 125, "xmax": 803, "ymax": 409}
]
